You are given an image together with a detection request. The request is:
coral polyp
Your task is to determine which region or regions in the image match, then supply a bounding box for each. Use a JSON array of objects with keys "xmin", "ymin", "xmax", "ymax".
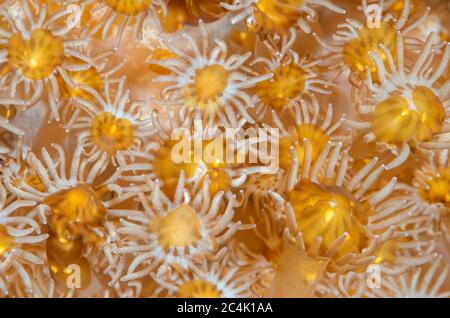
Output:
[
  {"xmin": 150, "ymin": 22, "xmax": 272, "ymax": 124},
  {"xmin": 8, "ymin": 28, "xmax": 64, "ymax": 80},
  {"xmin": 146, "ymin": 109, "xmax": 265, "ymax": 199},
  {"xmin": 1, "ymin": 0, "xmax": 450, "ymax": 300},
  {"xmin": 342, "ymin": 22, "xmax": 397, "ymax": 81},
  {"xmin": 152, "ymin": 246, "xmax": 263, "ymax": 298},
  {"xmin": 315, "ymin": 0, "xmax": 429, "ymax": 85},
  {"xmin": 85, "ymin": 0, "xmax": 166, "ymax": 44},
  {"xmin": 266, "ymin": 139, "xmax": 423, "ymax": 296},
  {"xmin": 44, "ymin": 184, "xmax": 107, "ymax": 241},
  {"xmin": 288, "ymin": 180, "xmax": 368, "ymax": 259},
  {"xmin": 90, "ymin": 112, "xmax": 134, "ymax": 154},
  {"xmin": 0, "ymin": 182, "xmax": 48, "ymax": 295},
  {"xmin": 223, "ymin": 0, "xmax": 345, "ymax": 37},
  {"xmin": 253, "ymin": 30, "xmax": 334, "ymax": 115},
  {"xmin": 0, "ymin": 0, "xmax": 95, "ymax": 120},
  {"xmin": 116, "ymin": 176, "xmax": 241, "ymax": 280},
  {"xmin": 189, "ymin": 64, "xmax": 229, "ymax": 109},
  {"xmin": 347, "ymin": 33, "xmax": 450, "ymax": 156},
  {"xmin": 152, "ymin": 203, "xmax": 202, "ymax": 249},
  {"xmin": 266, "ymin": 97, "xmax": 347, "ymax": 192},
  {"xmin": 64, "ymin": 76, "xmax": 154, "ymax": 165}
]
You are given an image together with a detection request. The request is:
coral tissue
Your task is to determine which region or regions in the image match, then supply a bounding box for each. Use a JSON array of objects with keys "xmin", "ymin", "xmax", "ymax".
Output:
[{"xmin": 0, "ymin": 0, "xmax": 449, "ymax": 298}]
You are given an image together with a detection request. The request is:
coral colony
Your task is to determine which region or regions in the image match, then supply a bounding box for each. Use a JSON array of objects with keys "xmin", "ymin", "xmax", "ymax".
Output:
[{"xmin": 0, "ymin": 0, "xmax": 449, "ymax": 299}]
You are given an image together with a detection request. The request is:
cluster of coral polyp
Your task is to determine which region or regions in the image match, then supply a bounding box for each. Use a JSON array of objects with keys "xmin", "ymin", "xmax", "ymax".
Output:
[{"xmin": 0, "ymin": 0, "xmax": 449, "ymax": 298}]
